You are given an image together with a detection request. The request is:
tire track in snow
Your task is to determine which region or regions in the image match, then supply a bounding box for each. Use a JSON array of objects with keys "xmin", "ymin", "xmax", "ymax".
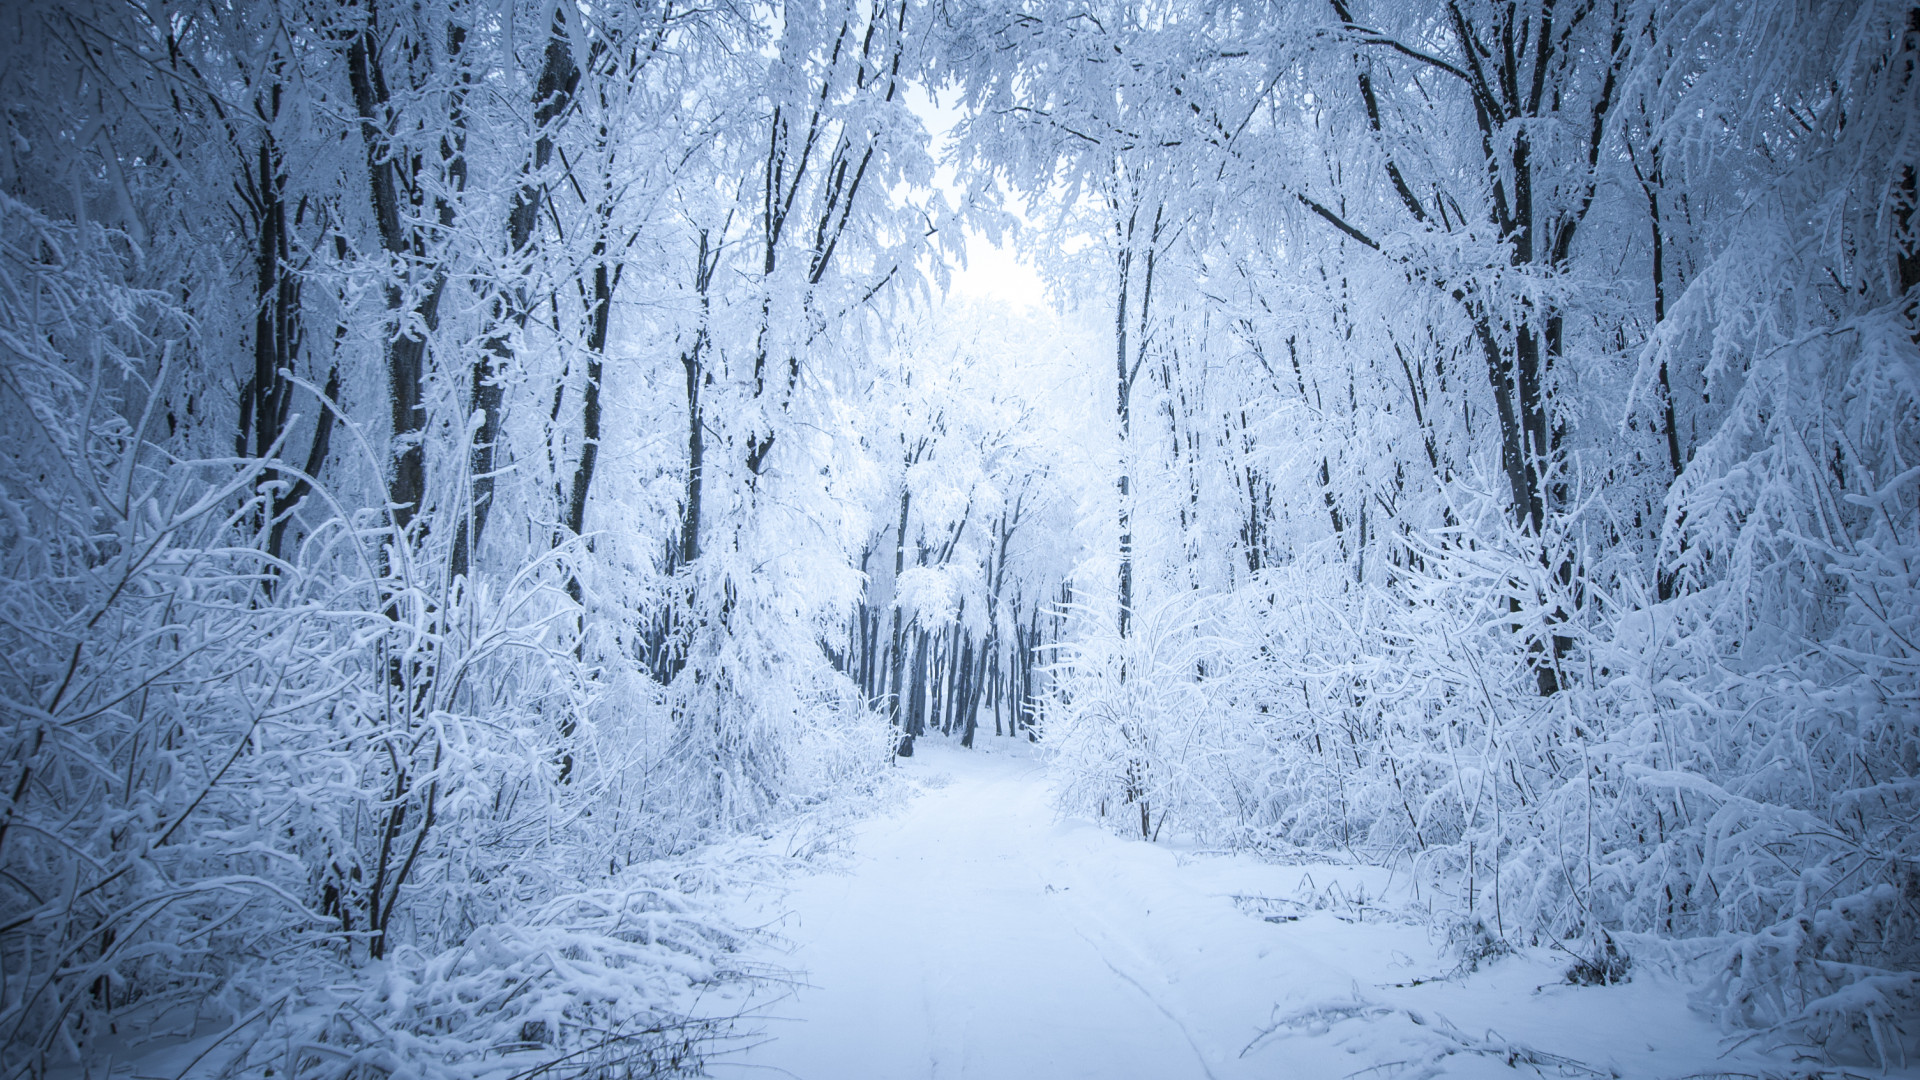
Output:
[
  {"xmin": 1069, "ymin": 924, "xmax": 1222, "ymax": 1080},
  {"xmin": 714, "ymin": 742, "xmax": 1825, "ymax": 1080},
  {"xmin": 721, "ymin": 744, "xmax": 1385, "ymax": 1079},
  {"xmin": 1016, "ymin": 795, "xmax": 1222, "ymax": 1080}
]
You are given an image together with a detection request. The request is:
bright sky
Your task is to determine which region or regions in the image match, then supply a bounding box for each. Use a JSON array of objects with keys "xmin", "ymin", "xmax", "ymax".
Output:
[
  {"xmin": 946, "ymin": 230, "xmax": 1049, "ymax": 306},
  {"xmin": 908, "ymin": 87, "xmax": 1051, "ymax": 309}
]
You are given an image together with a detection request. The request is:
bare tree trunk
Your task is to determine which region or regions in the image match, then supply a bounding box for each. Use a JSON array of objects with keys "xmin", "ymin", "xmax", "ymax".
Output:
[
  {"xmin": 988, "ymin": 641, "xmax": 1003, "ymax": 737},
  {"xmin": 959, "ymin": 633, "xmax": 986, "ymax": 747},
  {"xmin": 452, "ymin": 18, "xmax": 578, "ymax": 581},
  {"xmin": 944, "ymin": 622, "xmax": 966, "ymax": 734},
  {"xmin": 1010, "ymin": 621, "xmax": 1027, "ymax": 739},
  {"xmin": 235, "ymin": 87, "xmax": 341, "ymax": 573},
  {"xmin": 344, "ymin": 9, "xmax": 464, "ymax": 958},
  {"xmin": 1115, "ymin": 232, "xmax": 1135, "ymax": 641},
  {"xmin": 560, "ymin": 259, "xmax": 609, "ymax": 590},
  {"xmin": 348, "ymin": 25, "xmax": 436, "ymax": 537},
  {"xmin": 1117, "ymin": 199, "xmax": 1163, "ymax": 641},
  {"xmin": 884, "ymin": 470, "xmax": 914, "ymax": 723},
  {"xmin": 906, "ymin": 628, "xmax": 929, "ymax": 736},
  {"xmin": 1901, "ymin": 11, "xmax": 1920, "ymax": 319}
]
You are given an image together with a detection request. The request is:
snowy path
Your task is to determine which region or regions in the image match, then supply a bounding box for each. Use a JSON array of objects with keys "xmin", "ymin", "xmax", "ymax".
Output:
[{"xmin": 712, "ymin": 741, "xmax": 1852, "ymax": 1080}]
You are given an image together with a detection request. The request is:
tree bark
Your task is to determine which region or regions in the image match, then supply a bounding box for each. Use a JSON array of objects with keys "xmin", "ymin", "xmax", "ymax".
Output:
[
  {"xmin": 452, "ymin": 18, "xmax": 578, "ymax": 581},
  {"xmin": 347, "ymin": 19, "xmax": 444, "ymax": 537},
  {"xmin": 235, "ymin": 93, "xmax": 339, "ymax": 573}
]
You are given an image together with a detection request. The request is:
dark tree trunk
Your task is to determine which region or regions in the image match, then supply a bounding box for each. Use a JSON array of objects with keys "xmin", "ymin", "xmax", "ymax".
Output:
[
  {"xmin": 906, "ymin": 628, "xmax": 929, "ymax": 736},
  {"xmin": 561, "ymin": 258, "xmax": 609, "ymax": 598},
  {"xmin": 344, "ymin": 10, "xmax": 504, "ymax": 953},
  {"xmin": 677, "ymin": 228, "xmax": 719, "ymax": 573},
  {"xmin": 945, "ymin": 625, "xmax": 967, "ymax": 735},
  {"xmin": 885, "ymin": 481, "xmax": 912, "ymax": 725},
  {"xmin": 646, "ymin": 230, "xmax": 721, "ymax": 685},
  {"xmin": 347, "ymin": 21, "xmax": 446, "ymax": 539},
  {"xmin": 267, "ymin": 366, "xmax": 339, "ymax": 568},
  {"xmin": 452, "ymin": 19, "xmax": 578, "ymax": 582},
  {"xmin": 959, "ymin": 633, "xmax": 986, "ymax": 748},
  {"xmin": 1897, "ymin": 12, "xmax": 1920, "ymax": 334},
  {"xmin": 988, "ymin": 641, "xmax": 1003, "ymax": 737},
  {"xmin": 928, "ymin": 632, "xmax": 945, "ymax": 734},
  {"xmin": 343, "ymin": 9, "xmax": 464, "ymax": 959},
  {"xmin": 1114, "ymin": 222, "xmax": 1138, "ymax": 640},
  {"xmin": 1010, "ymin": 623, "xmax": 1026, "ymax": 739},
  {"xmin": 235, "ymin": 92, "xmax": 339, "ymax": 574}
]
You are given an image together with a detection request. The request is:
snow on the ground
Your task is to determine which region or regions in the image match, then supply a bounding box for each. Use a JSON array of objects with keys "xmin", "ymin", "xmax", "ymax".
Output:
[{"xmin": 709, "ymin": 738, "xmax": 1907, "ymax": 1080}]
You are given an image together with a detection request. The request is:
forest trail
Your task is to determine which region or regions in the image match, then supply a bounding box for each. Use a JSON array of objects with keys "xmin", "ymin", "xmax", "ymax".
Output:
[{"xmin": 710, "ymin": 740, "xmax": 1793, "ymax": 1080}]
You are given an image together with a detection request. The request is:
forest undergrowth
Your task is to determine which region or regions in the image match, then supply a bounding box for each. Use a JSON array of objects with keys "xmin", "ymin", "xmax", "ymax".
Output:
[
  {"xmin": 1043, "ymin": 465, "xmax": 1918, "ymax": 1067},
  {"xmin": 3, "ymin": 0, "xmax": 1917, "ymax": 1074},
  {"xmin": 0, "ymin": 183, "xmax": 896, "ymax": 1079}
]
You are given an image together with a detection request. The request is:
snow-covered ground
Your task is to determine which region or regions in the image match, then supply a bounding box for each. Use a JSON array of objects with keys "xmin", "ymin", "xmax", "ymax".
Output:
[{"xmin": 711, "ymin": 739, "xmax": 1906, "ymax": 1080}]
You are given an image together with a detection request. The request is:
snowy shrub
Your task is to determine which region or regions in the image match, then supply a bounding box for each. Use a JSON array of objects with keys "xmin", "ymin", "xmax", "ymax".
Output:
[
  {"xmin": 6, "ymin": 0, "xmax": 1918, "ymax": 1067},
  {"xmin": 231, "ymin": 879, "xmax": 745, "ymax": 1080},
  {"xmin": 0, "ymin": 192, "xmax": 756, "ymax": 1077},
  {"xmin": 0, "ymin": 192, "xmax": 319, "ymax": 1067},
  {"xmin": 1699, "ymin": 884, "xmax": 1918, "ymax": 1067},
  {"xmin": 650, "ymin": 561, "xmax": 894, "ymax": 841},
  {"xmin": 1000, "ymin": 0, "xmax": 1919, "ymax": 1055},
  {"xmin": 1043, "ymin": 591, "xmax": 1264, "ymax": 841}
]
